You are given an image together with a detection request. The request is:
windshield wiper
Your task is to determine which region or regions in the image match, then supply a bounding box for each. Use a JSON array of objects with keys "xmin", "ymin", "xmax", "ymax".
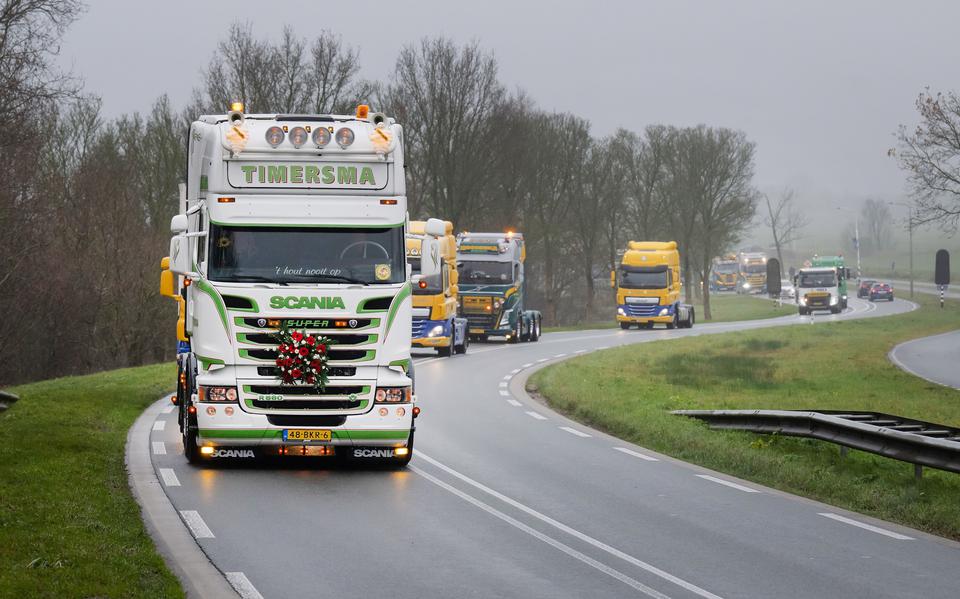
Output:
[
  {"xmin": 303, "ymin": 274, "xmax": 368, "ymax": 285},
  {"xmin": 228, "ymin": 275, "xmax": 288, "ymax": 286}
]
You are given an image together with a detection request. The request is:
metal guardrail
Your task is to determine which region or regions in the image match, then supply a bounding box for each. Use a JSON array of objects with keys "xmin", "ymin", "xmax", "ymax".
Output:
[
  {"xmin": 673, "ymin": 409, "xmax": 960, "ymax": 476},
  {"xmin": 0, "ymin": 390, "xmax": 19, "ymax": 414}
]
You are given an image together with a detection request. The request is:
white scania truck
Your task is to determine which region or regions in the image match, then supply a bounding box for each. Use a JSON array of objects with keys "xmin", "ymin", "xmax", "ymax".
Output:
[{"xmin": 163, "ymin": 104, "xmax": 416, "ymax": 465}]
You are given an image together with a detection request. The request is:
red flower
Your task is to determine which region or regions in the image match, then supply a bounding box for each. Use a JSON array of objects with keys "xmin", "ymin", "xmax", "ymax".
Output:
[
  {"xmin": 298, "ymin": 346, "xmax": 309, "ymax": 356},
  {"xmin": 310, "ymin": 359, "xmax": 321, "ymax": 370},
  {"xmin": 275, "ymin": 357, "xmax": 284, "ymax": 366},
  {"xmin": 306, "ymin": 335, "xmax": 316, "ymax": 346},
  {"xmin": 291, "ymin": 331, "xmax": 303, "ymax": 342},
  {"xmin": 318, "ymin": 344, "xmax": 326, "ymax": 353},
  {"xmin": 290, "ymin": 368, "xmax": 302, "ymax": 379},
  {"xmin": 306, "ymin": 374, "xmax": 315, "ymax": 384}
]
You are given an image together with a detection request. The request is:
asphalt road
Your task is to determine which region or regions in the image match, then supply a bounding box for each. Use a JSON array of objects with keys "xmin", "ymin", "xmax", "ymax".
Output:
[
  {"xmin": 890, "ymin": 330, "xmax": 960, "ymax": 391},
  {"xmin": 146, "ymin": 296, "xmax": 960, "ymax": 599}
]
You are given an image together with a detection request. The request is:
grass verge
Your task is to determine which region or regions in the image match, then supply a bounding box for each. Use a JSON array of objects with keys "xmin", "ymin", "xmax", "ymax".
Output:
[
  {"xmin": 544, "ymin": 294, "xmax": 794, "ymax": 333},
  {"xmin": 0, "ymin": 363, "xmax": 182, "ymax": 598},
  {"xmin": 530, "ymin": 294, "xmax": 960, "ymax": 540}
]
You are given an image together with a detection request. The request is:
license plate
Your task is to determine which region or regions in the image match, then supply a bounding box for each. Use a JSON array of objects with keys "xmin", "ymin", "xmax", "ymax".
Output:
[
  {"xmin": 258, "ymin": 394, "xmax": 283, "ymax": 402},
  {"xmin": 283, "ymin": 429, "xmax": 332, "ymax": 442},
  {"xmin": 469, "ymin": 328, "xmax": 484, "ymax": 334}
]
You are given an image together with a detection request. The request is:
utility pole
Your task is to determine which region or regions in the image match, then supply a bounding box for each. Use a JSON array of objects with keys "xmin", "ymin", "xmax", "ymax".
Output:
[
  {"xmin": 889, "ymin": 201, "xmax": 915, "ymax": 298},
  {"xmin": 854, "ymin": 216, "xmax": 862, "ymax": 279}
]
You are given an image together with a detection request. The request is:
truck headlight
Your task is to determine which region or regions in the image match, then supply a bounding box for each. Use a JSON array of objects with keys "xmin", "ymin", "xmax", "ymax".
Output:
[
  {"xmin": 199, "ymin": 386, "xmax": 238, "ymax": 402},
  {"xmin": 617, "ymin": 307, "xmax": 626, "ymax": 316},
  {"xmin": 830, "ymin": 295, "xmax": 838, "ymax": 305},
  {"xmin": 801, "ymin": 297, "xmax": 808, "ymax": 305},
  {"xmin": 493, "ymin": 298, "xmax": 503, "ymax": 309},
  {"xmin": 427, "ymin": 324, "xmax": 444, "ymax": 337},
  {"xmin": 659, "ymin": 307, "xmax": 669, "ymax": 316},
  {"xmin": 742, "ymin": 282, "xmax": 751, "ymax": 289},
  {"xmin": 375, "ymin": 387, "xmax": 412, "ymax": 403}
]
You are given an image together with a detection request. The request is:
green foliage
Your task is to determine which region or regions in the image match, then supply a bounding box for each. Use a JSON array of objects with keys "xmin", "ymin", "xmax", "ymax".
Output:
[
  {"xmin": 0, "ymin": 364, "xmax": 182, "ymax": 598},
  {"xmin": 531, "ymin": 295, "xmax": 960, "ymax": 539}
]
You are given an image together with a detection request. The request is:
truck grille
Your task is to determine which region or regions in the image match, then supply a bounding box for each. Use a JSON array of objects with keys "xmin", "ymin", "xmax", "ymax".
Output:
[
  {"xmin": 412, "ymin": 317, "xmax": 427, "ymax": 338},
  {"xmin": 465, "ymin": 314, "xmax": 498, "ymax": 330},
  {"xmin": 258, "ymin": 366, "xmax": 356, "ymax": 377},
  {"xmin": 805, "ymin": 293, "xmax": 830, "ymax": 307},
  {"xmin": 624, "ymin": 304, "xmax": 659, "ymax": 317},
  {"xmin": 244, "ymin": 348, "xmax": 372, "ymax": 363},
  {"xmin": 463, "ymin": 296, "xmax": 493, "ymax": 314},
  {"xmin": 241, "ymin": 332, "xmax": 374, "ymax": 346}
]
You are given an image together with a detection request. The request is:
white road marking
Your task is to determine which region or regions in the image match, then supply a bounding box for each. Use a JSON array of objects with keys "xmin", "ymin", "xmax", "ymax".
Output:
[
  {"xmin": 554, "ymin": 353, "xmax": 567, "ymax": 358},
  {"xmin": 152, "ymin": 420, "xmax": 166, "ymax": 431},
  {"xmin": 597, "ymin": 346, "xmax": 609, "ymax": 350},
  {"xmin": 559, "ymin": 426, "xmax": 591, "ymax": 438},
  {"xmin": 416, "ymin": 452, "xmax": 723, "ymax": 599},
  {"xmin": 162, "ymin": 404, "xmax": 175, "ymax": 414},
  {"xmin": 574, "ymin": 349, "xmax": 587, "ymax": 354},
  {"xmin": 159, "ymin": 468, "xmax": 181, "ymax": 487},
  {"xmin": 179, "ymin": 510, "xmax": 215, "ymax": 539},
  {"xmin": 695, "ymin": 475, "xmax": 760, "ymax": 494},
  {"xmin": 498, "ymin": 381, "xmax": 508, "ymax": 388},
  {"xmin": 507, "ymin": 399, "xmax": 522, "ymax": 407},
  {"xmin": 511, "ymin": 368, "xmax": 521, "ymax": 374},
  {"xmin": 226, "ymin": 572, "xmax": 265, "ymax": 599},
  {"xmin": 522, "ymin": 362, "xmax": 534, "ymax": 368},
  {"xmin": 613, "ymin": 447, "xmax": 659, "ymax": 462},
  {"xmin": 498, "ymin": 390, "xmax": 510, "ymax": 397},
  {"xmin": 152, "ymin": 441, "xmax": 167, "ymax": 455},
  {"xmin": 502, "ymin": 375, "xmax": 512, "ymax": 381},
  {"xmin": 536, "ymin": 358, "xmax": 549, "ymax": 363},
  {"xmin": 410, "ymin": 465, "xmax": 671, "ymax": 599},
  {"xmin": 525, "ymin": 411, "xmax": 548, "ymax": 420},
  {"xmin": 818, "ymin": 513, "xmax": 914, "ymax": 540}
]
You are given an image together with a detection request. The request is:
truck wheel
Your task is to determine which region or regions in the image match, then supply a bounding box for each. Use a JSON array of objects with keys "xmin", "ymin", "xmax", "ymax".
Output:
[
  {"xmin": 530, "ymin": 317, "xmax": 541, "ymax": 341},
  {"xmin": 686, "ymin": 309, "xmax": 695, "ymax": 328},
  {"xmin": 437, "ymin": 342, "xmax": 453, "ymax": 357},
  {"xmin": 666, "ymin": 313, "xmax": 678, "ymax": 330},
  {"xmin": 620, "ymin": 322, "xmax": 631, "ymax": 330},
  {"xmin": 182, "ymin": 404, "xmax": 200, "ymax": 464},
  {"xmin": 509, "ymin": 319, "xmax": 521, "ymax": 343},
  {"xmin": 455, "ymin": 331, "xmax": 469, "ymax": 355}
]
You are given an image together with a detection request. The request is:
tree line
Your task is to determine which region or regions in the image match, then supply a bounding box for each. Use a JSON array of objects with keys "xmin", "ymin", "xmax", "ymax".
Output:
[{"xmin": 1, "ymin": 8, "xmax": 760, "ymax": 385}]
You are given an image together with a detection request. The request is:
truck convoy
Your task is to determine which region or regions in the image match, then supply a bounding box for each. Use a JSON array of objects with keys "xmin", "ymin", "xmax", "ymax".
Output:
[
  {"xmin": 456, "ymin": 232, "xmax": 542, "ymax": 343},
  {"xmin": 810, "ymin": 255, "xmax": 850, "ymax": 309},
  {"xmin": 406, "ymin": 219, "xmax": 469, "ymax": 356},
  {"xmin": 795, "ymin": 266, "xmax": 846, "ymax": 315},
  {"xmin": 737, "ymin": 251, "xmax": 768, "ymax": 294},
  {"xmin": 615, "ymin": 241, "xmax": 695, "ymax": 329},
  {"xmin": 711, "ymin": 253, "xmax": 739, "ymax": 292},
  {"xmin": 162, "ymin": 103, "xmax": 416, "ymax": 465}
]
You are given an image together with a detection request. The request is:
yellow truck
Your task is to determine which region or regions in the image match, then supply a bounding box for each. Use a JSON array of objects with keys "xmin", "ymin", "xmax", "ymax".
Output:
[
  {"xmin": 614, "ymin": 241, "xmax": 694, "ymax": 329},
  {"xmin": 406, "ymin": 219, "xmax": 469, "ymax": 356},
  {"xmin": 711, "ymin": 253, "xmax": 739, "ymax": 292}
]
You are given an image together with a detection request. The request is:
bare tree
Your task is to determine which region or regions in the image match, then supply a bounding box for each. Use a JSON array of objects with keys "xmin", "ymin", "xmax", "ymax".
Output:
[
  {"xmin": 764, "ymin": 188, "xmax": 808, "ymax": 270},
  {"xmin": 895, "ymin": 89, "xmax": 960, "ymax": 231},
  {"xmin": 379, "ymin": 37, "xmax": 506, "ymax": 225},
  {"xmin": 860, "ymin": 198, "xmax": 893, "ymax": 250}
]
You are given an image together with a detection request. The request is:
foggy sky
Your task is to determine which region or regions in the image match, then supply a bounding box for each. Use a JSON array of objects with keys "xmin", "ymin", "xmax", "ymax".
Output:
[{"xmin": 58, "ymin": 0, "xmax": 960, "ymax": 231}]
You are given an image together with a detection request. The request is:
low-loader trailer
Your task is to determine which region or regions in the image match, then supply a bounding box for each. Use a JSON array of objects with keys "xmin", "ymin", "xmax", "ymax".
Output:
[{"xmin": 162, "ymin": 103, "xmax": 416, "ymax": 465}]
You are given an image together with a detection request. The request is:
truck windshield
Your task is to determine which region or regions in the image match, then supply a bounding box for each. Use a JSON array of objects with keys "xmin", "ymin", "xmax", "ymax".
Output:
[
  {"xmin": 799, "ymin": 272, "xmax": 836, "ymax": 287},
  {"xmin": 620, "ymin": 267, "xmax": 668, "ymax": 289},
  {"xmin": 715, "ymin": 263, "xmax": 738, "ymax": 274},
  {"xmin": 207, "ymin": 224, "xmax": 405, "ymax": 285},
  {"xmin": 458, "ymin": 261, "xmax": 513, "ymax": 284},
  {"xmin": 743, "ymin": 263, "xmax": 766, "ymax": 273}
]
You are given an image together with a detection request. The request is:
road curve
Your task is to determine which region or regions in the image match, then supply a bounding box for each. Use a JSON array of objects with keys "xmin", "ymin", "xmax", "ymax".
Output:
[
  {"xmin": 143, "ymin": 296, "xmax": 960, "ymax": 599},
  {"xmin": 890, "ymin": 330, "xmax": 960, "ymax": 390}
]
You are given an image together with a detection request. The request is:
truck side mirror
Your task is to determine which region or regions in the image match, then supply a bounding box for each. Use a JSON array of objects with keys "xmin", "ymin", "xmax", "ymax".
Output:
[
  {"xmin": 610, "ymin": 270, "xmax": 616, "ymax": 289},
  {"xmin": 168, "ymin": 235, "xmax": 192, "ymax": 275},
  {"xmin": 171, "ymin": 214, "xmax": 188, "ymax": 234},
  {"xmin": 160, "ymin": 256, "xmax": 177, "ymax": 297},
  {"xmin": 424, "ymin": 218, "xmax": 445, "ymax": 238}
]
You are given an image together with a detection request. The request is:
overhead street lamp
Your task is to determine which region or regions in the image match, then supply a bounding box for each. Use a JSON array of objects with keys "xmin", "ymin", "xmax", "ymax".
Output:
[
  {"xmin": 888, "ymin": 200, "xmax": 916, "ymax": 298},
  {"xmin": 835, "ymin": 206, "xmax": 861, "ymax": 279}
]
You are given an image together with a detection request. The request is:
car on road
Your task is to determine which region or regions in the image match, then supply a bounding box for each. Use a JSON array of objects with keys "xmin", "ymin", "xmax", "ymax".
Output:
[
  {"xmin": 779, "ymin": 279, "xmax": 796, "ymax": 302},
  {"xmin": 857, "ymin": 279, "xmax": 877, "ymax": 298},
  {"xmin": 869, "ymin": 282, "xmax": 894, "ymax": 302}
]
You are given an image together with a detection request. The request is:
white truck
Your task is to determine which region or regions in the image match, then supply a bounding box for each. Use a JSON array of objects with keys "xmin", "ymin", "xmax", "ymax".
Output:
[
  {"xmin": 163, "ymin": 104, "xmax": 417, "ymax": 465},
  {"xmin": 795, "ymin": 267, "xmax": 844, "ymax": 315}
]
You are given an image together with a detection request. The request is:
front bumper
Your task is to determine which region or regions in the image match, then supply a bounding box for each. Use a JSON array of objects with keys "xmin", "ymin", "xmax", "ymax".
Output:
[
  {"xmin": 617, "ymin": 303, "xmax": 674, "ymax": 323},
  {"xmin": 413, "ymin": 336, "xmax": 451, "ymax": 348},
  {"xmin": 412, "ymin": 318, "xmax": 452, "ymax": 347}
]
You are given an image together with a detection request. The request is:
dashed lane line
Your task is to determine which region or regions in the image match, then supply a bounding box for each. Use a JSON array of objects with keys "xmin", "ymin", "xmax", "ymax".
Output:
[
  {"xmin": 613, "ymin": 447, "xmax": 659, "ymax": 462},
  {"xmin": 409, "ymin": 465, "xmax": 672, "ymax": 599},
  {"xmin": 162, "ymin": 404, "xmax": 175, "ymax": 414},
  {"xmin": 695, "ymin": 475, "xmax": 760, "ymax": 494},
  {"xmin": 152, "ymin": 441, "xmax": 167, "ymax": 455},
  {"xmin": 511, "ymin": 368, "xmax": 521, "ymax": 374},
  {"xmin": 179, "ymin": 510, "xmax": 215, "ymax": 539},
  {"xmin": 416, "ymin": 452, "xmax": 724, "ymax": 599},
  {"xmin": 522, "ymin": 362, "xmax": 534, "ymax": 368},
  {"xmin": 499, "ymin": 390, "xmax": 510, "ymax": 397},
  {"xmin": 499, "ymin": 381, "xmax": 509, "ymax": 388},
  {"xmin": 152, "ymin": 420, "xmax": 166, "ymax": 431},
  {"xmin": 525, "ymin": 411, "xmax": 548, "ymax": 421},
  {"xmin": 818, "ymin": 513, "xmax": 914, "ymax": 540},
  {"xmin": 159, "ymin": 468, "xmax": 181, "ymax": 487},
  {"xmin": 226, "ymin": 572, "xmax": 265, "ymax": 599},
  {"xmin": 559, "ymin": 426, "xmax": 591, "ymax": 438},
  {"xmin": 507, "ymin": 399, "xmax": 523, "ymax": 407},
  {"xmin": 503, "ymin": 375, "xmax": 513, "ymax": 381}
]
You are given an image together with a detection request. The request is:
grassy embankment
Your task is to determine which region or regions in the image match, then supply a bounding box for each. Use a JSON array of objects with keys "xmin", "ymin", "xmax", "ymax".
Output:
[
  {"xmin": 0, "ymin": 364, "xmax": 182, "ymax": 598},
  {"xmin": 544, "ymin": 293, "xmax": 794, "ymax": 333},
  {"xmin": 531, "ymin": 293, "xmax": 960, "ymax": 539}
]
